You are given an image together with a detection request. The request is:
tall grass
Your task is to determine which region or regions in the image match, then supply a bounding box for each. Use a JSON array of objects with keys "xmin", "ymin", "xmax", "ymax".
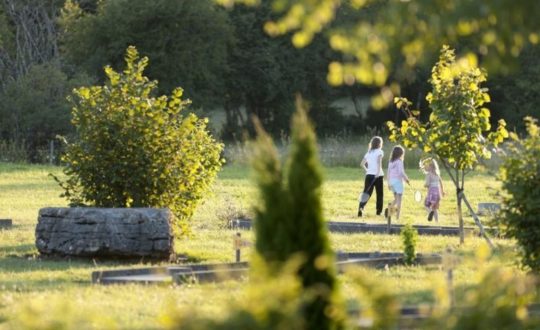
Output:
[
  {"xmin": 223, "ymin": 135, "xmax": 425, "ymax": 168},
  {"xmin": 0, "ymin": 140, "xmax": 29, "ymax": 163},
  {"xmin": 0, "ymin": 139, "xmax": 64, "ymax": 164},
  {"xmin": 223, "ymin": 134, "xmax": 505, "ymax": 173}
]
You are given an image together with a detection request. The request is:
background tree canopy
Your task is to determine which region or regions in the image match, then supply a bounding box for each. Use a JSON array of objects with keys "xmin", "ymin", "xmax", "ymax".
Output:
[
  {"xmin": 60, "ymin": 0, "xmax": 232, "ymax": 107},
  {"xmin": 0, "ymin": 0, "xmax": 538, "ymax": 162}
]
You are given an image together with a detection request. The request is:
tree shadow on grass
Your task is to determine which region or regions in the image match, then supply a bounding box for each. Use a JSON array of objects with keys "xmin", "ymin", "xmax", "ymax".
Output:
[
  {"xmin": 0, "ymin": 182, "xmax": 60, "ymax": 191},
  {"xmin": 0, "ymin": 277, "xmax": 94, "ymax": 291},
  {"xmin": 0, "ymin": 244, "xmax": 36, "ymax": 256},
  {"xmin": 0, "ymin": 253, "xmax": 176, "ymax": 275}
]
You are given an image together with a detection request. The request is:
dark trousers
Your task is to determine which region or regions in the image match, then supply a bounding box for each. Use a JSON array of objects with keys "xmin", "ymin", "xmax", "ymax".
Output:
[{"xmin": 359, "ymin": 175, "xmax": 384, "ymax": 215}]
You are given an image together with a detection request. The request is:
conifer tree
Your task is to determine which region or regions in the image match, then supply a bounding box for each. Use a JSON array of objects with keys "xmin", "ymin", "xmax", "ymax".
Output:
[
  {"xmin": 251, "ymin": 100, "xmax": 343, "ymax": 329},
  {"xmin": 286, "ymin": 100, "xmax": 342, "ymax": 330},
  {"xmin": 251, "ymin": 118, "xmax": 291, "ymax": 263}
]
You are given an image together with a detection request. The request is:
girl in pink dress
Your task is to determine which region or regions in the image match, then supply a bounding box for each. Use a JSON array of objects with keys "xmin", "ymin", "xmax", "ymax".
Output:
[{"xmin": 422, "ymin": 159, "xmax": 445, "ymax": 222}]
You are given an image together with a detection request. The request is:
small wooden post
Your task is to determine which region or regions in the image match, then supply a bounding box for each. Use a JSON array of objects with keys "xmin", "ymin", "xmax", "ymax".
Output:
[
  {"xmin": 49, "ymin": 140, "xmax": 54, "ymax": 165},
  {"xmin": 234, "ymin": 232, "xmax": 242, "ymax": 262},
  {"xmin": 0, "ymin": 219, "xmax": 13, "ymax": 229},
  {"xmin": 443, "ymin": 246, "xmax": 456, "ymax": 307}
]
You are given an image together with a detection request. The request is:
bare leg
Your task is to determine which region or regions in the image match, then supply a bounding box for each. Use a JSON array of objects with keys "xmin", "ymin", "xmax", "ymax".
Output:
[
  {"xmin": 395, "ymin": 194, "xmax": 402, "ymax": 220},
  {"xmin": 427, "ymin": 203, "xmax": 435, "ymax": 221},
  {"xmin": 386, "ymin": 192, "xmax": 397, "ymax": 219},
  {"xmin": 391, "ymin": 193, "xmax": 397, "ymax": 212},
  {"xmin": 434, "ymin": 210, "xmax": 439, "ymax": 222}
]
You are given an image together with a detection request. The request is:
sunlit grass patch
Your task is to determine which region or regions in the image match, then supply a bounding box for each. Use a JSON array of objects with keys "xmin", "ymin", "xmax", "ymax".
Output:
[{"xmin": 0, "ymin": 162, "xmax": 513, "ymax": 328}]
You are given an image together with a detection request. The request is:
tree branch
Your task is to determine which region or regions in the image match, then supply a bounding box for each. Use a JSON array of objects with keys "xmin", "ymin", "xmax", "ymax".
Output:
[{"xmin": 460, "ymin": 191, "xmax": 495, "ymax": 249}]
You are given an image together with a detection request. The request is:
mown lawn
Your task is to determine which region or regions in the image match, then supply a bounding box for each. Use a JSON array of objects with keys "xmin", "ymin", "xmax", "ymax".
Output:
[{"xmin": 0, "ymin": 163, "xmax": 519, "ymax": 329}]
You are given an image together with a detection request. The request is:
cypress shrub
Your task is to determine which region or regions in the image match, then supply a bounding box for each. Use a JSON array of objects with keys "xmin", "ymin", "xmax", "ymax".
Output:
[
  {"xmin": 401, "ymin": 222, "xmax": 418, "ymax": 266},
  {"xmin": 251, "ymin": 102, "xmax": 344, "ymax": 329}
]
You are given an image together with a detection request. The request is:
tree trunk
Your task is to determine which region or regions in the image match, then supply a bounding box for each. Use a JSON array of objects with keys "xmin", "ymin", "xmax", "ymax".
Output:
[
  {"xmin": 460, "ymin": 193, "xmax": 494, "ymax": 249},
  {"xmin": 1, "ymin": 0, "xmax": 59, "ymax": 81},
  {"xmin": 457, "ymin": 190, "xmax": 464, "ymax": 244},
  {"xmin": 433, "ymin": 160, "xmax": 494, "ymax": 249}
]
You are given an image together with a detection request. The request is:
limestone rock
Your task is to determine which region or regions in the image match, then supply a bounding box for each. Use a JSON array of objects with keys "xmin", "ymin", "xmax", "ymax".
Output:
[{"xmin": 36, "ymin": 207, "xmax": 173, "ymax": 259}]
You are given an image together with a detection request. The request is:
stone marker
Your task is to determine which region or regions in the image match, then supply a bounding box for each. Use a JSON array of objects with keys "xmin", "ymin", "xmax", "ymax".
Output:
[
  {"xmin": 0, "ymin": 219, "xmax": 12, "ymax": 229},
  {"xmin": 36, "ymin": 207, "xmax": 173, "ymax": 259},
  {"xmin": 477, "ymin": 202, "xmax": 501, "ymax": 216},
  {"xmin": 92, "ymin": 262, "xmax": 250, "ymax": 284},
  {"xmin": 92, "ymin": 253, "xmax": 442, "ymax": 285}
]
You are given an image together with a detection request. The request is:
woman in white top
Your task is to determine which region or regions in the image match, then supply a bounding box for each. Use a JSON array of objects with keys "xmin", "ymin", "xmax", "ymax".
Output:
[{"xmin": 358, "ymin": 136, "xmax": 384, "ymax": 217}]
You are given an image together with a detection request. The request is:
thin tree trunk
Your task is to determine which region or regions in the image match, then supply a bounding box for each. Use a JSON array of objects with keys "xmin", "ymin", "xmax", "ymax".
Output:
[
  {"xmin": 438, "ymin": 159, "xmax": 493, "ymax": 248},
  {"xmin": 460, "ymin": 193, "xmax": 494, "ymax": 249},
  {"xmin": 454, "ymin": 169, "xmax": 464, "ymax": 244},
  {"xmin": 457, "ymin": 188, "xmax": 464, "ymax": 244},
  {"xmin": 351, "ymin": 94, "xmax": 362, "ymax": 117}
]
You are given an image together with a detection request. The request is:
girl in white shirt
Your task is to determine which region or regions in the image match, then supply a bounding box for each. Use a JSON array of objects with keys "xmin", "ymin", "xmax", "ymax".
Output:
[{"xmin": 358, "ymin": 136, "xmax": 384, "ymax": 217}]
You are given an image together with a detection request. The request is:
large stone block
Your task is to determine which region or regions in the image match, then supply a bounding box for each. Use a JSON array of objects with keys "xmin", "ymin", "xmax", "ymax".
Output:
[
  {"xmin": 0, "ymin": 219, "xmax": 12, "ymax": 229},
  {"xmin": 36, "ymin": 207, "xmax": 173, "ymax": 259}
]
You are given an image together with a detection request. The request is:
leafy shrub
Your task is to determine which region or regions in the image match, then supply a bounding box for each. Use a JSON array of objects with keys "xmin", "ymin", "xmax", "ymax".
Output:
[
  {"xmin": 348, "ymin": 268, "xmax": 400, "ymax": 329},
  {"xmin": 499, "ymin": 117, "xmax": 540, "ymax": 271},
  {"xmin": 54, "ymin": 46, "xmax": 223, "ymax": 236},
  {"xmin": 401, "ymin": 222, "xmax": 418, "ymax": 265},
  {"xmin": 428, "ymin": 261, "xmax": 538, "ymax": 329},
  {"xmin": 5, "ymin": 296, "xmax": 118, "ymax": 330},
  {"xmin": 159, "ymin": 258, "xmax": 305, "ymax": 330},
  {"xmin": 215, "ymin": 197, "xmax": 250, "ymax": 229}
]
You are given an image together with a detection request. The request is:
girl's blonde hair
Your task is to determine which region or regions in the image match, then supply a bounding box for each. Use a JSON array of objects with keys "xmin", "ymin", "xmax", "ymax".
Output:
[
  {"xmin": 419, "ymin": 158, "xmax": 440, "ymax": 176},
  {"xmin": 368, "ymin": 136, "xmax": 383, "ymax": 151},
  {"xmin": 390, "ymin": 145, "xmax": 405, "ymax": 163}
]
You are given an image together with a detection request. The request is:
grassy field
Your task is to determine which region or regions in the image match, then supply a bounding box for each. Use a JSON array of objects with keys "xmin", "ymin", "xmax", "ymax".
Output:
[{"xmin": 0, "ymin": 162, "xmax": 521, "ymax": 329}]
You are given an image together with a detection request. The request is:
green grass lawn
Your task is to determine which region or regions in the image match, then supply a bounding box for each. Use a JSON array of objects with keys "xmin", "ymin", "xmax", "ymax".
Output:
[{"xmin": 0, "ymin": 163, "xmax": 520, "ymax": 329}]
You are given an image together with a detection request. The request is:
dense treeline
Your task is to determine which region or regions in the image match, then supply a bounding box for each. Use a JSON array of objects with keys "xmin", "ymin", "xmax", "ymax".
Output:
[{"xmin": 0, "ymin": 0, "xmax": 538, "ymax": 162}]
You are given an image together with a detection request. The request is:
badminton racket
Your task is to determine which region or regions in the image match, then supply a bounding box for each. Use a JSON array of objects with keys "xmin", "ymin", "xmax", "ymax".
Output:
[
  {"xmin": 406, "ymin": 181, "xmax": 422, "ymax": 203},
  {"xmin": 414, "ymin": 190, "xmax": 423, "ymax": 203}
]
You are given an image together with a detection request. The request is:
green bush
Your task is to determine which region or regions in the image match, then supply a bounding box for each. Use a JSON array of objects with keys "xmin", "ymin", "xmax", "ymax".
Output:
[
  {"xmin": 54, "ymin": 46, "xmax": 223, "ymax": 236},
  {"xmin": 401, "ymin": 222, "xmax": 418, "ymax": 266},
  {"xmin": 428, "ymin": 262, "xmax": 538, "ymax": 329},
  {"xmin": 251, "ymin": 103, "xmax": 344, "ymax": 329},
  {"xmin": 5, "ymin": 297, "xmax": 118, "ymax": 330},
  {"xmin": 348, "ymin": 268, "xmax": 400, "ymax": 330},
  {"xmin": 499, "ymin": 117, "xmax": 540, "ymax": 271},
  {"xmin": 160, "ymin": 259, "xmax": 305, "ymax": 330}
]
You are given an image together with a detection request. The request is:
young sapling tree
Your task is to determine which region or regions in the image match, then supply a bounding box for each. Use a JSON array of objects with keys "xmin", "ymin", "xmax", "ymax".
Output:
[{"xmin": 388, "ymin": 46, "xmax": 508, "ymax": 247}]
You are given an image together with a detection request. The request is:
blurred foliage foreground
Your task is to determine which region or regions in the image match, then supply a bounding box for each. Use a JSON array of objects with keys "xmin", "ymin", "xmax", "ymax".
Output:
[{"xmin": 2, "ymin": 261, "xmax": 538, "ymax": 330}]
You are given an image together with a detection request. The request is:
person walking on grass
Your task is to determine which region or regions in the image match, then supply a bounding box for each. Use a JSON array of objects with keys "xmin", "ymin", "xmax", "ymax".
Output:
[
  {"xmin": 421, "ymin": 158, "xmax": 445, "ymax": 222},
  {"xmin": 358, "ymin": 136, "xmax": 384, "ymax": 217},
  {"xmin": 385, "ymin": 145, "xmax": 410, "ymax": 222}
]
